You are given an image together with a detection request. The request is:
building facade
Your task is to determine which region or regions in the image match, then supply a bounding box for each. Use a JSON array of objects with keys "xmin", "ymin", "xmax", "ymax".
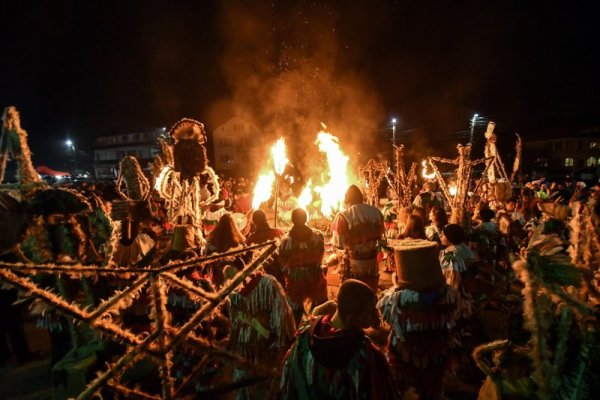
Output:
[
  {"xmin": 524, "ymin": 133, "xmax": 600, "ymax": 181},
  {"xmin": 212, "ymin": 117, "xmax": 264, "ymax": 175},
  {"xmin": 94, "ymin": 128, "xmax": 164, "ymax": 179}
]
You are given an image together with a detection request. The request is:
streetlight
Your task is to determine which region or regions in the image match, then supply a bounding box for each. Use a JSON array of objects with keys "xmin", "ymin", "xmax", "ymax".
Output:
[
  {"xmin": 65, "ymin": 138, "xmax": 76, "ymax": 173},
  {"xmin": 469, "ymin": 113, "xmax": 479, "ymax": 146},
  {"xmin": 391, "ymin": 118, "xmax": 398, "ymax": 146}
]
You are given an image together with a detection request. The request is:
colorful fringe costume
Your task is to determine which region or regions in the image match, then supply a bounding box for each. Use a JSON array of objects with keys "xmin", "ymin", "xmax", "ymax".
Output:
[
  {"xmin": 228, "ymin": 271, "xmax": 296, "ymax": 400},
  {"xmin": 280, "ymin": 315, "xmax": 397, "ymax": 399},
  {"xmin": 439, "ymin": 243, "xmax": 477, "ymax": 320},
  {"xmin": 279, "ymin": 227, "xmax": 327, "ymax": 319},
  {"xmin": 378, "ymin": 286, "xmax": 458, "ymax": 399},
  {"xmin": 331, "ymin": 203, "xmax": 384, "ymax": 291}
]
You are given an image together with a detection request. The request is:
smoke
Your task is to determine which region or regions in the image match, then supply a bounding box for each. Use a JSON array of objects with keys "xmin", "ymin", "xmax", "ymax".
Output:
[{"xmin": 209, "ymin": 2, "xmax": 384, "ymax": 181}]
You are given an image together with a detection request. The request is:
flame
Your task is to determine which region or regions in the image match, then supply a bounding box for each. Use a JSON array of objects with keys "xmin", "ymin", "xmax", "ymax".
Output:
[
  {"xmin": 271, "ymin": 137, "xmax": 289, "ymax": 175},
  {"xmin": 298, "ymin": 180, "xmax": 313, "ymax": 220},
  {"xmin": 314, "ymin": 131, "xmax": 351, "ymax": 217},
  {"xmin": 251, "ymin": 128, "xmax": 353, "ymax": 219},
  {"xmin": 252, "ymin": 171, "xmax": 275, "ymax": 209},
  {"xmin": 421, "ymin": 160, "xmax": 435, "ymax": 179},
  {"xmin": 449, "ymin": 185, "xmax": 457, "ymax": 196}
]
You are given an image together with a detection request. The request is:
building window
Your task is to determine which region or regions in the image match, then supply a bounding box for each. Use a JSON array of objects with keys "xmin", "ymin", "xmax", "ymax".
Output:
[
  {"xmin": 587, "ymin": 157, "xmax": 597, "ymax": 167},
  {"xmin": 564, "ymin": 157, "xmax": 574, "ymax": 167},
  {"xmin": 535, "ymin": 158, "xmax": 548, "ymax": 167},
  {"xmin": 555, "ymin": 142, "xmax": 563, "ymax": 150},
  {"xmin": 590, "ymin": 142, "xmax": 599, "ymax": 149}
]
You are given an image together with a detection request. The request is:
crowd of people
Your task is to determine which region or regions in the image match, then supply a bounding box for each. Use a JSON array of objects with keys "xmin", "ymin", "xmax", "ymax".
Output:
[{"xmin": 1, "ymin": 169, "xmax": 599, "ymax": 399}]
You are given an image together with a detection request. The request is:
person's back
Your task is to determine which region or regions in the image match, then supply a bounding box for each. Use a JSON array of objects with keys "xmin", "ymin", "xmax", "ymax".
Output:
[
  {"xmin": 279, "ymin": 209, "xmax": 327, "ymax": 321},
  {"xmin": 331, "ymin": 185, "xmax": 384, "ymax": 291},
  {"xmin": 281, "ymin": 280, "xmax": 397, "ymax": 399}
]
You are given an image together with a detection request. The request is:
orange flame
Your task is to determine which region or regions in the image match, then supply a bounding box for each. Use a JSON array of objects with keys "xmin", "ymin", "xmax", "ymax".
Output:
[
  {"xmin": 298, "ymin": 180, "xmax": 313, "ymax": 220},
  {"xmin": 271, "ymin": 137, "xmax": 289, "ymax": 175},
  {"xmin": 252, "ymin": 171, "xmax": 276, "ymax": 209},
  {"xmin": 421, "ymin": 160, "xmax": 435, "ymax": 180},
  {"xmin": 314, "ymin": 130, "xmax": 352, "ymax": 218}
]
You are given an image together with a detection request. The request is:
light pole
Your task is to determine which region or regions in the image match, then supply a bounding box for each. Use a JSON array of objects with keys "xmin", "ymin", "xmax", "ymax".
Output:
[
  {"xmin": 391, "ymin": 118, "xmax": 397, "ymax": 146},
  {"xmin": 65, "ymin": 139, "xmax": 76, "ymax": 174},
  {"xmin": 469, "ymin": 113, "xmax": 479, "ymax": 147}
]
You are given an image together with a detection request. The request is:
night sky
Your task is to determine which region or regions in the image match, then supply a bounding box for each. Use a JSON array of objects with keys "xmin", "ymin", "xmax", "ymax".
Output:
[{"xmin": 1, "ymin": 1, "xmax": 598, "ymax": 167}]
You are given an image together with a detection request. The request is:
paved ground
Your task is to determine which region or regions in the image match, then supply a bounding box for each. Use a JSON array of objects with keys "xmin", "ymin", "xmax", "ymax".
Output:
[
  {"xmin": 1, "ymin": 264, "xmax": 485, "ymax": 399},
  {"xmin": 0, "ymin": 322, "xmax": 53, "ymax": 400}
]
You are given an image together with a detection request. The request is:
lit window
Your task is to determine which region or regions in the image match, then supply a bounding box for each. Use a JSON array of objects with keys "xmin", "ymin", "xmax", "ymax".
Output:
[
  {"xmin": 587, "ymin": 157, "xmax": 597, "ymax": 167},
  {"xmin": 564, "ymin": 157, "xmax": 574, "ymax": 167}
]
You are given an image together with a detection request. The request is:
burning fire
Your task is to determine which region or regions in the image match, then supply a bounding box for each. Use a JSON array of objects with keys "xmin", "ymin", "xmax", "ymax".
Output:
[
  {"xmin": 252, "ymin": 171, "xmax": 276, "ymax": 209},
  {"xmin": 298, "ymin": 180, "xmax": 313, "ymax": 219},
  {"xmin": 314, "ymin": 130, "xmax": 352, "ymax": 217},
  {"xmin": 252, "ymin": 128, "xmax": 353, "ymax": 219},
  {"xmin": 421, "ymin": 160, "xmax": 435, "ymax": 180},
  {"xmin": 252, "ymin": 138, "xmax": 289, "ymax": 209},
  {"xmin": 271, "ymin": 138, "xmax": 289, "ymax": 175}
]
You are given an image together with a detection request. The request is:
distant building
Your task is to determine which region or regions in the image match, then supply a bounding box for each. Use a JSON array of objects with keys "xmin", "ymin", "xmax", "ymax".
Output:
[
  {"xmin": 524, "ymin": 132, "xmax": 600, "ymax": 181},
  {"xmin": 212, "ymin": 117, "xmax": 264, "ymax": 175},
  {"xmin": 94, "ymin": 128, "xmax": 164, "ymax": 179}
]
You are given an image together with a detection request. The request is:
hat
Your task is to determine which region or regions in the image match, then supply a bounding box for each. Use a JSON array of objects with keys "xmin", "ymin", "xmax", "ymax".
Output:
[
  {"xmin": 168, "ymin": 118, "xmax": 206, "ymax": 143},
  {"xmin": 393, "ymin": 239, "xmax": 445, "ymax": 291}
]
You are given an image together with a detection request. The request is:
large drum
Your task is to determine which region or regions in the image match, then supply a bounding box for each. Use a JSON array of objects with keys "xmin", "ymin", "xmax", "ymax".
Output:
[{"xmin": 393, "ymin": 239, "xmax": 445, "ymax": 291}]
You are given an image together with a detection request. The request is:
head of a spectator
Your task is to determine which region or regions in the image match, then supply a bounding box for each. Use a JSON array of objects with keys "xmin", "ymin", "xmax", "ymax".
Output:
[
  {"xmin": 401, "ymin": 215, "xmax": 427, "ymax": 240},
  {"xmin": 442, "ymin": 224, "xmax": 467, "ymax": 246},
  {"xmin": 207, "ymin": 213, "xmax": 245, "ymax": 252},
  {"xmin": 291, "ymin": 208, "xmax": 308, "ymax": 227},
  {"xmin": 424, "ymin": 181, "xmax": 436, "ymax": 192},
  {"xmin": 480, "ymin": 208, "xmax": 496, "ymax": 223},
  {"xmin": 506, "ymin": 198, "xmax": 517, "ymax": 211},
  {"xmin": 429, "ymin": 206, "xmax": 448, "ymax": 228},
  {"xmin": 335, "ymin": 279, "xmax": 380, "ymax": 329},
  {"xmin": 251, "ymin": 209, "xmax": 271, "ymax": 230},
  {"xmin": 344, "ymin": 185, "xmax": 364, "ymax": 207},
  {"xmin": 397, "ymin": 206, "xmax": 412, "ymax": 225},
  {"xmin": 412, "ymin": 206, "xmax": 428, "ymax": 225}
]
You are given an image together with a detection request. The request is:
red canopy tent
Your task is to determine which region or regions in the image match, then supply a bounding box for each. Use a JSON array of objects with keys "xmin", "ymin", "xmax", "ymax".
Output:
[{"xmin": 36, "ymin": 165, "xmax": 70, "ymax": 177}]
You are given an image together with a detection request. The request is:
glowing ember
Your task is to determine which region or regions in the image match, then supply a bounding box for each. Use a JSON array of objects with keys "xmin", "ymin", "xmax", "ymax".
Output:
[
  {"xmin": 298, "ymin": 180, "xmax": 313, "ymax": 218},
  {"xmin": 271, "ymin": 137, "xmax": 289, "ymax": 175},
  {"xmin": 421, "ymin": 160, "xmax": 435, "ymax": 179},
  {"xmin": 449, "ymin": 185, "xmax": 457, "ymax": 196},
  {"xmin": 252, "ymin": 171, "xmax": 276, "ymax": 209},
  {"xmin": 314, "ymin": 130, "xmax": 352, "ymax": 218}
]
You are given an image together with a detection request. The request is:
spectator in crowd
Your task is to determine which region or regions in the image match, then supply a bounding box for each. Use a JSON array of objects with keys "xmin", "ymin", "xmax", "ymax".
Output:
[{"xmin": 281, "ymin": 279, "xmax": 397, "ymax": 399}]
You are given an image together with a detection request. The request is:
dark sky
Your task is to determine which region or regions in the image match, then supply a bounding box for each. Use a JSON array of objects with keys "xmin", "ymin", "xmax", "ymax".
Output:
[{"xmin": 1, "ymin": 1, "xmax": 598, "ymax": 166}]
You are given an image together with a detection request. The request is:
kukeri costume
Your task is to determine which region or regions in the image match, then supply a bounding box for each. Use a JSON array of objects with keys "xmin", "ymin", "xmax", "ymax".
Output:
[
  {"xmin": 331, "ymin": 202, "xmax": 384, "ymax": 291},
  {"xmin": 280, "ymin": 314, "xmax": 397, "ymax": 400},
  {"xmin": 378, "ymin": 239, "xmax": 458, "ymax": 399}
]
